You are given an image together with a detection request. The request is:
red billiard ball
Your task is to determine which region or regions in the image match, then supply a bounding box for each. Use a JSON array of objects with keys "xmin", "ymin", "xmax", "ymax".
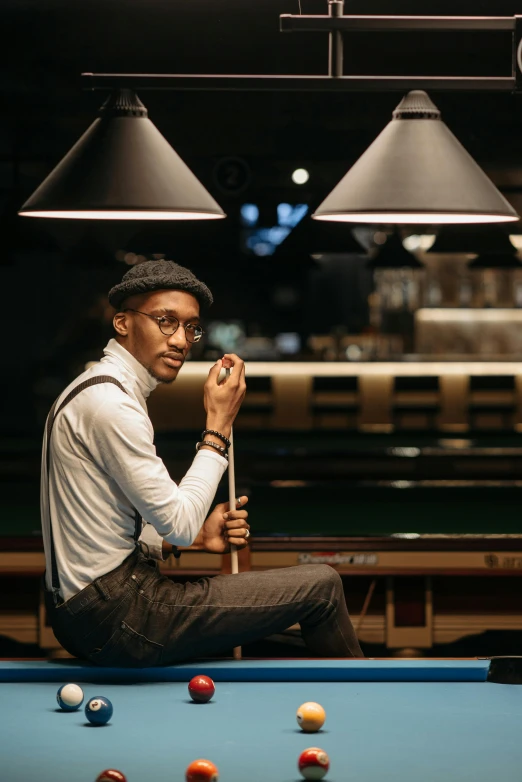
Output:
[
  {"xmin": 185, "ymin": 758, "xmax": 219, "ymax": 782},
  {"xmin": 95, "ymin": 771, "xmax": 127, "ymax": 782},
  {"xmin": 298, "ymin": 747, "xmax": 330, "ymax": 780},
  {"xmin": 188, "ymin": 674, "xmax": 215, "ymax": 703}
]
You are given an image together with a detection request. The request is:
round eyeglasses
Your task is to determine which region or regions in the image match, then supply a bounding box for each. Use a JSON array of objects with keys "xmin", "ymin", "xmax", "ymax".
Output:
[{"xmin": 123, "ymin": 309, "xmax": 204, "ymax": 343}]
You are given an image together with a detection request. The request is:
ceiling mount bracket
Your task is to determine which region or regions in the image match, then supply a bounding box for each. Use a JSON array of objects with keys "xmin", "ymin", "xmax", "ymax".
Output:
[{"xmin": 82, "ymin": 12, "xmax": 522, "ymax": 93}]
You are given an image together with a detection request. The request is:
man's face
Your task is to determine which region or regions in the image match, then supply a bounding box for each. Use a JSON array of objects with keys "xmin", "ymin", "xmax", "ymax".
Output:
[{"xmin": 113, "ymin": 289, "xmax": 201, "ymax": 384}]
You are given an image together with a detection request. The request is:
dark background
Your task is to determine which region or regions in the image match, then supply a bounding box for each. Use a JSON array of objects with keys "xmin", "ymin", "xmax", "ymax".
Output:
[{"xmin": 3, "ymin": 0, "xmax": 522, "ymax": 434}]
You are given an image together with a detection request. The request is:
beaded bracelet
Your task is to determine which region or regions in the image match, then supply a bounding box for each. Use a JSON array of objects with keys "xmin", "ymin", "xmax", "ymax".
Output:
[
  {"xmin": 196, "ymin": 440, "xmax": 229, "ymax": 459},
  {"xmin": 202, "ymin": 429, "xmax": 231, "ymax": 449}
]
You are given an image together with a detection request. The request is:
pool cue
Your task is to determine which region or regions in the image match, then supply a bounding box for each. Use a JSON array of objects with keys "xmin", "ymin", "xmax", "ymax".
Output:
[{"xmin": 226, "ymin": 367, "xmax": 242, "ymax": 660}]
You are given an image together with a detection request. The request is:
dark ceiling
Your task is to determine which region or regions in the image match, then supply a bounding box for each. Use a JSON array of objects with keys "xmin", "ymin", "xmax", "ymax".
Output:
[{"xmin": 5, "ymin": 0, "xmax": 522, "ymax": 194}]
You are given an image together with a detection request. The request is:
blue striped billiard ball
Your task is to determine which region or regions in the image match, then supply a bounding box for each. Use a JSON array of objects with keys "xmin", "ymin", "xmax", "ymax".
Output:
[
  {"xmin": 56, "ymin": 683, "xmax": 84, "ymax": 711},
  {"xmin": 85, "ymin": 696, "xmax": 113, "ymax": 725}
]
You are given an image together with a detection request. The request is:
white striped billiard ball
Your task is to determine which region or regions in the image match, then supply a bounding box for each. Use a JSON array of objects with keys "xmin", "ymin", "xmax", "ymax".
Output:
[
  {"xmin": 56, "ymin": 683, "xmax": 84, "ymax": 711},
  {"xmin": 298, "ymin": 747, "xmax": 330, "ymax": 780}
]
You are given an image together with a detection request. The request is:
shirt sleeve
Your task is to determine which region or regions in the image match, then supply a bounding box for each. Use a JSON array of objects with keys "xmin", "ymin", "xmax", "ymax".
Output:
[
  {"xmin": 138, "ymin": 522, "xmax": 166, "ymax": 560},
  {"xmin": 83, "ymin": 387, "xmax": 228, "ymax": 547}
]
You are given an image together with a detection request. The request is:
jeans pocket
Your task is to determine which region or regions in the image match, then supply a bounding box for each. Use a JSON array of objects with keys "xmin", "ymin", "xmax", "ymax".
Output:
[{"xmin": 88, "ymin": 620, "xmax": 164, "ymax": 668}]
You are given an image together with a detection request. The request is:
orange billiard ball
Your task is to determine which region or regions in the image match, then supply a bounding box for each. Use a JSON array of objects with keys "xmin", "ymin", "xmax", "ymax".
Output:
[
  {"xmin": 185, "ymin": 759, "xmax": 219, "ymax": 782},
  {"xmin": 298, "ymin": 747, "xmax": 330, "ymax": 780},
  {"xmin": 296, "ymin": 701, "xmax": 326, "ymax": 732},
  {"xmin": 95, "ymin": 771, "xmax": 127, "ymax": 782}
]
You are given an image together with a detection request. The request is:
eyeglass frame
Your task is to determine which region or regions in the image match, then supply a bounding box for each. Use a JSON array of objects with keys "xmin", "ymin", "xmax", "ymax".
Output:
[{"xmin": 122, "ymin": 308, "xmax": 204, "ymax": 343}]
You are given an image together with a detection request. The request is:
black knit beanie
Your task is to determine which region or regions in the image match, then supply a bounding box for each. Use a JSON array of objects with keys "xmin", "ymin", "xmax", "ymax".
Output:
[{"xmin": 108, "ymin": 259, "xmax": 213, "ymax": 310}]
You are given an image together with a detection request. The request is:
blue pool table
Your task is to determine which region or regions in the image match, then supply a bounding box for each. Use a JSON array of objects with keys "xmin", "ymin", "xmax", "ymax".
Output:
[{"xmin": 1, "ymin": 659, "xmax": 521, "ymax": 782}]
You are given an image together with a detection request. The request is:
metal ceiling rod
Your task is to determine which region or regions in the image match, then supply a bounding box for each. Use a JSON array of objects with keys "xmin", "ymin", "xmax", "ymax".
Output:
[
  {"xmin": 81, "ymin": 11, "xmax": 522, "ymax": 93},
  {"xmin": 328, "ymin": 0, "xmax": 344, "ymax": 78},
  {"xmin": 280, "ymin": 14, "xmax": 517, "ymax": 32},
  {"xmin": 81, "ymin": 74, "xmax": 516, "ymax": 92}
]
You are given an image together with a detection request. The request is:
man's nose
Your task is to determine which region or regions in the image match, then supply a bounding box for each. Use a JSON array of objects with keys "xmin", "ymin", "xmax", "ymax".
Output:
[{"xmin": 167, "ymin": 326, "xmax": 188, "ymax": 350}]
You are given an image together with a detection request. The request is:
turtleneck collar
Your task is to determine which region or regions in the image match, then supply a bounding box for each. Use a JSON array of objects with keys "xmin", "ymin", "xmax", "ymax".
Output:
[{"xmin": 101, "ymin": 338, "xmax": 160, "ymax": 403}]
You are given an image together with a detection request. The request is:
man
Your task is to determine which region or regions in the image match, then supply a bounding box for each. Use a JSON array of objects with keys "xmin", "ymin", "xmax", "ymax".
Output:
[{"xmin": 42, "ymin": 260, "xmax": 363, "ymax": 666}]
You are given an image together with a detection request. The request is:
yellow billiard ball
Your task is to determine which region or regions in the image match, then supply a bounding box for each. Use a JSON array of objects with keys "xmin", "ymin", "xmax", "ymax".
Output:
[{"xmin": 296, "ymin": 702, "xmax": 326, "ymax": 733}]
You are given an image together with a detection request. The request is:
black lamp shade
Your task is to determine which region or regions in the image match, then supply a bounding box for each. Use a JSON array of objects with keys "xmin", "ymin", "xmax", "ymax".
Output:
[
  {"xmin": 19, "ymin": 90, "xmax": 225, "ymax": 221},
  {"xmin": 274, "ymin": 218, "xmax": 365, "ymax": 258},
  {"xmin": 428, "ymin": 226, "xmax": 516, "ymax": 254},
  {"xmin": 313, "ymin": 91, "xmax": 518, "ymax": 226},
  {"xmin": 366, "ymin": 232, "xmax": 423, "ymax": 269}
]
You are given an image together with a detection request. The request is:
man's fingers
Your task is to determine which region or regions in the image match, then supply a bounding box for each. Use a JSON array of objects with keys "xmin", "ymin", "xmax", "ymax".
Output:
[
  {"xmin": 221, "ymin": 354, "xmax": 245, "ymax": 382},
  {"xmin": 226, "ymin": 529, "xmax": 250, "ymax": 550},
  {"xmin": 206, "ymin": 359, "xmax": 223, "ymax": 383},
  {"xmin": 226, "ymin": 519, "xmax": 250, "ymax": 532},
  {"xmin": 222, "ymin": 353, "xmax": 244, "ymax": 368},
  {"xmin": 224, "ymin": 496, "xmax": 249, "ymax": 513},
  {"xmin": 224, "ymin": 511, "xmax": 248, "ymax": 523}
]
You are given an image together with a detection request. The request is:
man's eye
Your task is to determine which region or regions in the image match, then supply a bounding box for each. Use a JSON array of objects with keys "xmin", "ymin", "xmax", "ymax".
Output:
[{"xmin": 186, "ymin": 324, "xmax": 198, "ymax": 333}]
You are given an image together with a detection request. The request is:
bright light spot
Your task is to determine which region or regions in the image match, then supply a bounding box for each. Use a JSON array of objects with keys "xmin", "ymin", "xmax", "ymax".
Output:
[
  {"xmin": 19, "ymin": 210, "xmax": 226, "ymax": 220},
  {"xmin": 389, "ymin": 447, "xmax": 421, "ymax": 457},
  {"xmin": 403, "ymin": 234, "xmax": 436, "ymax": 251},
  {"xmin": 275, "ymin": 333, "xmax": 301, "ymax": 355},
  {"xmin": 278, "ymin": 203, "xmax": 308, "ymax": 228},
  {"xmin": 252, "ymin": 242, "xmax": 273, "ymax": 256},
  {"xmin": 292, "ymin": 168, "xmax": 310, "ymax": 185},
  {"xmin": 391, "ymin": 532, "xmax": 421, "ymax": 539},
  {"xmin": 345, "ymin": 344, "xmax": 363, "ymax": 360},
  {"xmin": 240, "ymin": 203, "xmax": 259, "ymax": 227},
  {"xmin": 509, "ymin": 234, "xmax": 522, "ymax": 249},
  {"xmin": 313, "ymin": 213, "xmax": 519, "ymax": 224},
  {"xmin": 267, "ymin": 226, "xmax": 290, "ymax": 244},
  {"xmin": 277, "ymin": 203, "xmax": 292, "ymax": 224}
]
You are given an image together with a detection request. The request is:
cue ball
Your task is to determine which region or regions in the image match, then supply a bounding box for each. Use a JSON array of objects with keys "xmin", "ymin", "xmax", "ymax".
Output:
[
  {"xmin": 298, "ymin": 747, "xmax": 330, "ymax": 780},
  {"xmin": 296, "ymin": 702, "xmax": 326, "ymax": 732},
  {"xmin": 96, "ymin": 772, "xmax": 127, "ymax": 782},
  {"xmin": 185, "ymin": 759, "xmax": 219, "ymax": 782},
  {"xmin": 56, "ymin": 683, "xmax": 84, "ymax": 711},
  {"xmin": 188, "ymin": 675, "xmax": 215, "ymax": 703},
  {"xmin": 85, "ymin": 696, "xmax": 113, "ymax": 725}
]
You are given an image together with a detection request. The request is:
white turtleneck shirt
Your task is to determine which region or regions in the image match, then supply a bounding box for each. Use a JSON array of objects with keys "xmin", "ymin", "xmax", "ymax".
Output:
[{"xmin": 41, "ymin": 338, "xmax": 228, "ymax": 602}]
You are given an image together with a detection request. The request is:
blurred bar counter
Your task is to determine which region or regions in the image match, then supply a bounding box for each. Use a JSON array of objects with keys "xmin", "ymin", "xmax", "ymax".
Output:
[{"xmin": 149, "ymin": 360, "xmax": 522, "ymax": 433}]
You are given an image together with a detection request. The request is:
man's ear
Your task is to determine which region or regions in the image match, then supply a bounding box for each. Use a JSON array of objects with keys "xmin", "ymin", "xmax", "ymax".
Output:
[{"xmin": 113, "ymin": 311, "xmax": 129, "ymax": 337}]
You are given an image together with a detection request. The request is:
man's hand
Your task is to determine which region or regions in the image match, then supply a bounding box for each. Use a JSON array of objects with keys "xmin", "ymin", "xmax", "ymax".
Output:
[
  {"xmin": 203, "ymin": 354, "xmax": 246, "ymax": 440},
  {"xmin": 196, "ymin": 495, "xmax": 250, "ymax": 554}
]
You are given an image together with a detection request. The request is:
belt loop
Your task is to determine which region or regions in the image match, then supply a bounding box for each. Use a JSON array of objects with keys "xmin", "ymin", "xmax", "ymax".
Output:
[{"xmin": 94, "ymin": 579, "xmax": 111, "ymax": 601}]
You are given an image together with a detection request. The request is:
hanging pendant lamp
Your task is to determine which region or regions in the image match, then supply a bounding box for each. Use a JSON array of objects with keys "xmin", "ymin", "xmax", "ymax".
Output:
[
  {"xmin": 18, "ymin": 89, "xmax": 226, "ymax": 221},
  {"xmin": 313, "ymin": 91, "xmax": 518, "ymax": 226},
  {"xmin": 366, "ymin": 232, "xmax": 423, "ymax": 270},
  {"xmin": 428, "ymin": 226, "xmax": 516, "ymax": 255},
  {"xmin": 274, "ymin": 218, "xmax": 365, "ymax": 257}
]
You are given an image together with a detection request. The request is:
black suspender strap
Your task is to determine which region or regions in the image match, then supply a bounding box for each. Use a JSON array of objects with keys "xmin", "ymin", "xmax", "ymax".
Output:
[{"xmin": 46, "ymin": 375, "xmax": 143, "ymax": 605}]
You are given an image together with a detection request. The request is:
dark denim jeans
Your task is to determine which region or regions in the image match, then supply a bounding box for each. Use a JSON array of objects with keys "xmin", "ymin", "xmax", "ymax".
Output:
[{"xmin": 45, "ymin": 549, "xmax": 363, "ymax": 666}]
